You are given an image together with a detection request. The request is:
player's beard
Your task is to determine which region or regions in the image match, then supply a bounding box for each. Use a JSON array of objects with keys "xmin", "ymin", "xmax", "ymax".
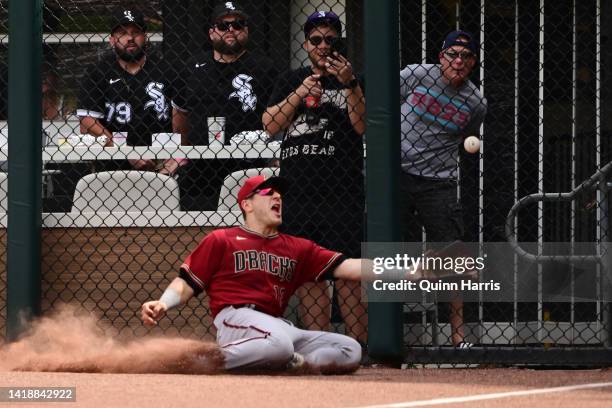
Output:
[
  {"xmin": 212, "ymin": 36, "xmax": 248, "ymax": 56},
  {"xmin": 114, "ymin": 44, "xmax": 146, "ymax": 63}
]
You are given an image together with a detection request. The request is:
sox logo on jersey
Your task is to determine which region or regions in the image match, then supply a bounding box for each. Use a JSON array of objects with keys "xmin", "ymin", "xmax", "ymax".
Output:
[
  {"xmin": 229, "ymin": 74, "xmax": 257, "ymax": 112},
  {"xmin": 123, "ymin": 10, "xmax": 135, "ymax": 22},
  {"xmin": 144, "ymin": 82, "xmax": 169, "ymax": 121}
]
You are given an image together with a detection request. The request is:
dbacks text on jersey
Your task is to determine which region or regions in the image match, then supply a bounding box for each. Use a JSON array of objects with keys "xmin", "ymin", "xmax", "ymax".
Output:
[{"xmin": 233, "ymin": 250, "xmax": 297, "ymax": 282}]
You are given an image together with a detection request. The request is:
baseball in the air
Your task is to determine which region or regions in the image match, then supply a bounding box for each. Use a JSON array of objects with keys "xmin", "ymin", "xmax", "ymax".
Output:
[{"xmin": 464, "ymin": 136, "xmax": 481, "ymax": 154}]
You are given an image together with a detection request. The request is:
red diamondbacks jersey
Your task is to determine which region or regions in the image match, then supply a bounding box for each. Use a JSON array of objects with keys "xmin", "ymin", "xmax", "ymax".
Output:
[{"xmin": 180, "ymin": 226, "xmax": 344, "ymax": 317}]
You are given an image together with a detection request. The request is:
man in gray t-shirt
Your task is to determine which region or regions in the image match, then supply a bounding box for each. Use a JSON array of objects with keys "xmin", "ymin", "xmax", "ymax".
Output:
[
  {"xmin": 399, "ymin": 30, "xmax": 487, "ymax": 348},
  {"xmin": 400, "ymin": 63, "xmax": 486, "ymax": 179}
]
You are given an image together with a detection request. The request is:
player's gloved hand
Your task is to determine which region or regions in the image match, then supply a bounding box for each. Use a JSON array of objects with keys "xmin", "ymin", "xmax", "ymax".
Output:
[{"xmin": 141, "ymin": 300, "xmax": 168, "ymax": 326}]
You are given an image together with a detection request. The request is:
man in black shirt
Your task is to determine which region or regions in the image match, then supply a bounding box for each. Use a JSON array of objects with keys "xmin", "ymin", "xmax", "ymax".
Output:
[
  {"xmin": 77, "ymin": 9, "xmax": 178, "ymax": 174},
  {"xmin": 173, "ymin": 1, "xmax": 277, "ymax": 210},
  {"xmin": 263, "ymin": 11, "xmax": 367, "ymax": 346}
]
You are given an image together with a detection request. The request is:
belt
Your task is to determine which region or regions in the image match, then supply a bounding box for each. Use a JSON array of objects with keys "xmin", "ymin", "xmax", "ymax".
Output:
[{"xmin": 233, "ymin": 303, "xmax": 263, "ymax": 312}]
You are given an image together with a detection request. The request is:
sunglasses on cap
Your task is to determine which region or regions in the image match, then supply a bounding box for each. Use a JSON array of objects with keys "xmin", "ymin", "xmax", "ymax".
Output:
[
  {"xmin": 247, "ymin": 187, "xmax": 278, "ymax": 199},
  {"xmin": 213, "ymin": 19, "xmax": 248, "ymax": 31},
  {"xmin": 308, "ymin": 35, "xmax": 337, "ymax": 46},
  {"xmin": 442, "ymin": 49, "xmax": 475, "ymax": 61}
]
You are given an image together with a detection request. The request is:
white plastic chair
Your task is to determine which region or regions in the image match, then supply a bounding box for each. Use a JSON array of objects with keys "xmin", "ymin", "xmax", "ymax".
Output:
[
  {"xmin": 71, "ymin": 171, "xmax": 180, "ymax": 213},
  {"xmin": 217, "ymin": 167, "xmax": 279, "ymax": 212}
]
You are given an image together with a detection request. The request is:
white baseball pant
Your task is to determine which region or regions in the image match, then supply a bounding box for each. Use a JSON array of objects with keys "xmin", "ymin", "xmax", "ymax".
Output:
[{"xmin": 214, "ymin": 305, "xmax": 361, "ymax": 371}]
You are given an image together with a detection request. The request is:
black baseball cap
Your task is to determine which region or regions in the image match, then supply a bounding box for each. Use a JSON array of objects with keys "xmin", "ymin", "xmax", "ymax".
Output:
[
  {"xmin": 304, "ymin": 11, "xmax": 342, "ymax": 37},
  {"xmin": 441, "ymin": 30, "xmax": 478, "ymax": 54},
  {"xmin": 211, "ymin": 1, "xmax": 249, "ymax": 23},
  {"xmin": 111, "ymin": 9, "xmax": 146, "ymax": 33}
]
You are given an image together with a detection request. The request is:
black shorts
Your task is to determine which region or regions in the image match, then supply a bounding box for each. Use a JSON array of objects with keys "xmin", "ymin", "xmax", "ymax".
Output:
[{"xmin": 399, "ymin": 172, "xmax": 464, "ymax": 244}]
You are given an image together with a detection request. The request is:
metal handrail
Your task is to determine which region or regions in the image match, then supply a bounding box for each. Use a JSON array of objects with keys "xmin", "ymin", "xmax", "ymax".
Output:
[{"xmin": 505, "ymin": 160, "xmax": 612, "ymax": 263}]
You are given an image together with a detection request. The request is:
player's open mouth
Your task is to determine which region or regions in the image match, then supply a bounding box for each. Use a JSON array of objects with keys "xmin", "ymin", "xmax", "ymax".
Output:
[{"xmin": 271, "ymin": 204, "xmax": 281, "ymax": 215}]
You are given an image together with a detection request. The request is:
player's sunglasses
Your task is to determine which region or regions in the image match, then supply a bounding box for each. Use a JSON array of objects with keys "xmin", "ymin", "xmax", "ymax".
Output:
[
  {"xmin": 213, "ymin": 20, "xmax": 248, "ymax": 31},
  {"xmin": 247, "ymin": 187, "xmax": 278, "ymax": 199},
  {"xmin": 308, "ymin": 35, "xmax": 337, "ymax": 46},
  {"xmin": 442, "ymin": 50, "xmax": 475, "ymax": 61}
]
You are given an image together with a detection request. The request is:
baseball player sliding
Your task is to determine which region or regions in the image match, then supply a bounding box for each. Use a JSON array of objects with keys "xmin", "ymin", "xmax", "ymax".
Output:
[{"xmin": 141, "ymin": 175, "xmax": 464, "ymax": 373}]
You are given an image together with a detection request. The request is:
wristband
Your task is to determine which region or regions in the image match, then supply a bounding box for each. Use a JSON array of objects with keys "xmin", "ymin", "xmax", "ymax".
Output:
[{"xmin": 159, "ymin": 287, "xmax": 181, "ymax": 310}]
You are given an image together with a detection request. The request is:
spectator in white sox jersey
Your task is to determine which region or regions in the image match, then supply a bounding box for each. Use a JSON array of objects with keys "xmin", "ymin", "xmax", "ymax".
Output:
[
  {"xmin": 77, "ymin": 9, "xmax": 182, "ymax": 175},
  {"xmin": 172, "ymin": 1, "xmax": 278, "ymax": 211}
]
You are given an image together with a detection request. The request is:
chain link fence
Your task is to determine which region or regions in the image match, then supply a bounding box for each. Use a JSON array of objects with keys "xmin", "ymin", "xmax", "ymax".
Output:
[
  {"xmin": 0, "ymin": 0, "xmax": 611, "ymax": 366},
  {"xmin": 399, "ymin": 0, "xmax": 612, "ymax": 363},
  {"xmin": 0, "ymin": 0, "xmax": 368, "ymax": 346}
]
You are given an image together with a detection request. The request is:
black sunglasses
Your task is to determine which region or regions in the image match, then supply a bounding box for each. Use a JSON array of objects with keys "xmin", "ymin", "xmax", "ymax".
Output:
[
  {"xmin": 308, "ymin": 35, "xmax": 337, "ymax": 46},
  {"xmin": 213, "ymin": 20, "xmax": 248, "ymax": 31},
  {"xmin": 442, "ymin": 50, "xmax": 475, "ymax": 61}
]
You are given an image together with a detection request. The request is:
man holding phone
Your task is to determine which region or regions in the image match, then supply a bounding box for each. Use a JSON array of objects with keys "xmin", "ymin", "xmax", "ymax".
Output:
[{"xmin": 263, "ymin": 11, "xmax": 367, "ymax": 351}]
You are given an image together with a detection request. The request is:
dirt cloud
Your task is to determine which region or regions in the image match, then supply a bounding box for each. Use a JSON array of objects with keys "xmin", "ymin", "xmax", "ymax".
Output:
[{"xmin": 0, "ymin": 305, "xmax": 224, "ymax": 374}]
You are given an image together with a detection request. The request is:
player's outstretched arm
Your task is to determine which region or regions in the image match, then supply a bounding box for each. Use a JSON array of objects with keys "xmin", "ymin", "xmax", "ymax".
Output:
[
  {"xmin": 332, "ymin": 257, "xmax": 477, "ymax": 282},
  {"xmin": 141, "ymin": 277, "xmax": 194, "ymax": 326},
  {"xmin": 332, "ymin": 258, "xmax": 374, "ymax": 281},
  {"xmin": 332, "ymin": 259, "xmax": 419, "ymax": 281}
]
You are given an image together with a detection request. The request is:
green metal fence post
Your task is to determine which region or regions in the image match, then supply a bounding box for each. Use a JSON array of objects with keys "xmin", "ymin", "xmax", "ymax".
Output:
[
  {"xmin": 364, "ymin": 0, "xmax": 403, "ymax": 360},
  {"xmin": 6, "ymin": 0, "xmax": 43, "ymax": 341}
]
